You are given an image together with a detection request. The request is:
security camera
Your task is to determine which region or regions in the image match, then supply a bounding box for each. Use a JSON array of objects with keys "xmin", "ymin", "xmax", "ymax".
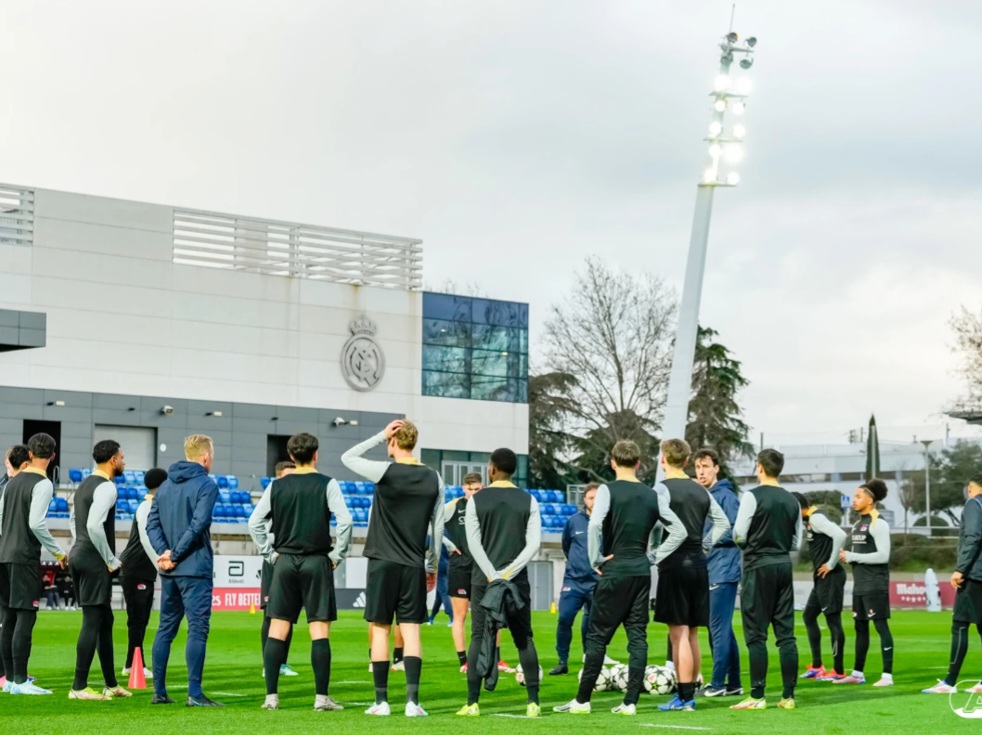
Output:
[
  {"xmin": 162, "ymin": 405, "xmax": 174, "ymax": 415},
  {"xmin": 332, "ymin": 417, "xmax": 346, "ymax": 427}
]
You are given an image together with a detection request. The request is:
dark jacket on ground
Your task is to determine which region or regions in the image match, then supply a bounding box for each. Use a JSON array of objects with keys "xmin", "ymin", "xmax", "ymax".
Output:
[{"xmin": 475, "ymin": 579, "xmax": 525, "ymax": 687}]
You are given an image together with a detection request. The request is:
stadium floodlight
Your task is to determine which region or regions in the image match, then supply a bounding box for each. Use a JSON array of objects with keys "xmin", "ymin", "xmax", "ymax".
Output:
[{"xmin": 657, "ymin": 25, "xmax": 758, "ymax": 480}]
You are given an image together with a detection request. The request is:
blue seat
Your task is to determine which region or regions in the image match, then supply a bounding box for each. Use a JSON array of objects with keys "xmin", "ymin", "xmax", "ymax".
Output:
[
  {"xmin": 115, "ymin": 499, "xmax": 128, "ymax": 512},
  {"xmin": 128, "ymin": 499, "xmax": 139, "ymax": 513},
  {"xmin": 81, "ymin": 468, "xmax": 92, "ymax": 478},
  {"xmin": 260, "ymin": 477, "xmax": 272, "ymax": 489},
  {"xmin": 242, "ymin": 503, "xmax": 254, "ymax": 516},
  {"xmin": 123, "ymin": 470, "xmax": 136, "ymax": 485},
  {"xmin": 217, "ymin": 475, "xmax": 229, "ymax": 488},
  {"xmin": 136, "ymin": 489, "xmax": 147, "ymax": 500},
  {"xmin": 353, "ymin": 481, "xmax": 370, "ymax": 494},
  {"xmin": 219, "ymin": 491, "xmax": 231, "ymax": 504},
  {"xmin": 56, "ymin": 497, "xmax": 69, "ymax": 512},
  {"xmin": 134, "ymin": 470, "xmax": 145, "ymax": 485},
  {"xmin": 48, "ymin": 499, "xmax": 57, "ymax": 512},
  {"xmin": 562, "ymin": 504, "xmax": 578, "ymax": 516},
  {"xmin": 233, "ymin": 505, "xmax": 245, "ymax": 518},
  {"xmin": 226, "ymin": 475, "xmax": 238, "ymax": 490},
  {"xmin": 69, "ymin": 468, "xmax": 83, "ymax": 483},
  {"xmin": 114, "ymin": 474, "xmax": 126, "ymax": 485}
]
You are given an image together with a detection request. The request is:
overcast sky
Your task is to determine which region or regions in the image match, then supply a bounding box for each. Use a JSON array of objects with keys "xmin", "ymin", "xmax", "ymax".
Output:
[{"xmin": 4, "ymin": 0, "xmax": 981, "ymax": 447}]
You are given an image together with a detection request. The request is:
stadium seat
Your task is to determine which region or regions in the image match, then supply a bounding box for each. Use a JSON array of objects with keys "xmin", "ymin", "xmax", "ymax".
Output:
[
  {"xmin": 81, "ymin": 468, "xmax": 91, "ymax": 478},
  {"xmin": 219, "ymin": 490, "xmax": 231, "ymax": 504},
  {"xmin": 123, "ymin": 470, "xmax": 136, "ymax": 485},
  {"xmin": 136, "ymin": 489, "xmax": 147, "ymax": 500},
  {"xmin": 56, "ymin": 497, "xmax": 68, "ymax": 512},
  {"xmin": 354, "ymin": 481, "xmax": 371, "ymax": 494},
  {"xmin": 562, "ymin": 504, "xmax": 578, "ymax": 516},
  {"xmin": 114, "ymin": 474, "xmax": 126, "ymax": 485},
  {"xmin": 128, "ymin": 499, "xmax": 139, "ymax": 514},
  {"xmin": 48, "ymin": 499, "xmax": 57, "ymax": 513},
  {"xmin": 217, "ymin": 475, "xmax": 229, "ymax": 488},
  {"xmin": 134, "ymin": 470, "xmax": 145, "ymax": 485},
  {"xmin": 226, "ymin": 475, "xmax": 238, "ymax": 489},
  {"xmin": 242, "ymin": 503, "xmax": 254, "ymax": 516},
  {"xmin": 69, "ymin": 468, "xmax": 83, "ymax": 483},
  {"xmin": 260, "ymin": 477, "xmax": 272, "ymax": 489}
]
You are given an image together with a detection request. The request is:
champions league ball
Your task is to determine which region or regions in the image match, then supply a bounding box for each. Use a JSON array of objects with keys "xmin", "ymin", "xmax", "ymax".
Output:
[
  {"xmin": 644, "ymin": 665, "xmax": 676, "ymax": 695},
  {"xmin": 609, "ymin": 664, "xmax": 630, "ymax": 691},
  {"xmin": 577, "ymin": 666, "xmax": 614, "ymax": 692},
  {"xmin": 515, "ymin": 664, "xmax": 543, "ymax": 687}
]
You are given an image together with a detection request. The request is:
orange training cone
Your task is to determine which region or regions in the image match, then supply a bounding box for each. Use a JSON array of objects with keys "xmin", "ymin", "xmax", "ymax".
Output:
[{"xmin": 128, "ymin": 647, "xmax": 147, "ymax": 690}]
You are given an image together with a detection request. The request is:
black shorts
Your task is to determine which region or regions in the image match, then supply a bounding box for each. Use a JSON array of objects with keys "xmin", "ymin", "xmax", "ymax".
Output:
[
  {"xmin": 654, "ymin": 564, "xmax": 710, "ymax": 626},
  {"xmin": 260, "ymin": 560, "xmax": 274, "ymax": 610},
  {"xmin": 740, "ymin": 562, "xmax": 796, "ymax": 646},
  {"xmin": 267, "ymin": 553, "xmax": 337, "ymax": 624},
  {"xmin": 448, "ymin": 561, "xmax": 473, "ymax": 599},
  {"xmin": 953, "ymin": 579, "xmax": 982, "ymax": 626},
  {"xmin": 70, "ymin": 557, "xmax": 112, "ymax": 608},
  {"xmin": 852, "ymin": 591, "xmax": 891, "ymax": 621},
  {"xmin": 470, "ymin": 572, "xmax": 534, "ymax": 648},
  {"xmin": 364, "ymin": 558, "xmax": 427, "ymax": 624},
  {"xmin": 0, "ymin": 562, "xmax": 42, "ymax": 611},
  {"xmin": 588, "ymin": 575, "xmax": 650, "ymax": 640},
  {"xmin": 807, "ymin": 566, "xmax": 846, "ymax": 616}
]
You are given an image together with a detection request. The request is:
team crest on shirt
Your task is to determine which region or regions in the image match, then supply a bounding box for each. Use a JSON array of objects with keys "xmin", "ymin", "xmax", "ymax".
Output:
[
  {"xmin": 137, "ymin": 584, "xmax": 147, "ymax": 591},
  {"xmin": 32, "ymin": 600, "xmax": 39, "ymax": 608},
  {"xmin": 340, "ymin": 315, "xmax": 385, "ymax": 392},
  {"xmin": 860, "ymin": 525, "xmax": 868, "ymax": 532}
]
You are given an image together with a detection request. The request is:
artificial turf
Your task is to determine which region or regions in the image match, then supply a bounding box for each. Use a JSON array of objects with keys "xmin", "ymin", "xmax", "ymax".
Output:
[{"xmin": 3, "ymin": 609, "xmax": 981, "ymax": 734}]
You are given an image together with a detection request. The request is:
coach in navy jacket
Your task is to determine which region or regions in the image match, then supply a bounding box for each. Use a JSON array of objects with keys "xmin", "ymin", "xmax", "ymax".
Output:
[{"xmin": 146, "ymin": 438, "xmax": 222, "ymax": 706}]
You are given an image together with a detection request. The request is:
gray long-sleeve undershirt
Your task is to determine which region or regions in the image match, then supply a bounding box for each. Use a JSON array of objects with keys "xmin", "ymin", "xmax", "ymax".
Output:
[
  {"xmin": 69, "ymin": 480, "xmax": 119, "ymax": 569},
  {"xmin": 464, "ymin": 491, "xmax": 541, "ymax": 581},
  {"xmin": 248, "ymin": 477, "xmax": 354, "ymax": 566},
  {"xmin": 844, "ymin": 517, "xmax": 891, "ymax": 565},
  {"xmin": 135, "ymin": 499, "xmax": 158, "ymax": 565},
  {"xmin": 809, "ymin": 511, "xmax": 848, "ymax": 569},
  {"xmin": 733, "ymin": 490, "xmax": 803, "ymax": 551},
  {"xmin": 20, "ymin": 476, "xmax": 65, "ymax": 559}
]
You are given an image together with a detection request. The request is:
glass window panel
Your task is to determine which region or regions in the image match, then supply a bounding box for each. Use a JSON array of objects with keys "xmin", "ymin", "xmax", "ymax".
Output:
[
  {"xmin": 423, "ymin": 292, "xmax": 472, "ymax": 323},
  {"xmin": 471, "ymin": 349, "xmax": 510, "ymax": 377},
  {"xmin": 422, "ymin": 345, "xmax": 469, "ymax": 373},
  {"xmin": 422, "ymin": 318, "xmax": 471, "ymax": 347},
  {"xmin": 472, "ymin": 324, "xmax": 510, "ymax": 352},
  {"xmin": 422, "ymin": 370, "xmax": 470, "ymax": 398},
  {"xmin": 518, "ymin": 328, "xmax": 528, "ymax": 354}
]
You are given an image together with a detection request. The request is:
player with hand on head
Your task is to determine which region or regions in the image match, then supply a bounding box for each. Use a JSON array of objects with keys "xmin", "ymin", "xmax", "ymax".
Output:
[
  {"xmin": 342, "ymin": 419, "xmax": 444, "ymax": 718},
  {"xmin": 793, "ymin": 492, "xmax": 848, "ymax": 682},
  {"xmin": 835, "ymin": 479, "xmax": 894, "ymax": 688},
  {"xmin": 555, "ymin": 440, "xmax": 688, "ymax": 717}
]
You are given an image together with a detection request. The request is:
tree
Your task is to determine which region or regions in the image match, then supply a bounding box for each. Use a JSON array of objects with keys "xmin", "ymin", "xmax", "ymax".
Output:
[
  {"xmin": 865, "ymin": 414, "xmax": 881, "ymax": 482},
  {"xmin": 900, "ymin": 440, "xmax": 981, "ymax": 528},
  {"xmin": 950, "ymin": 306, "xmax": 982, "ymax": 407},
  {"xmin": 541, "ymin": 257, "xmax": 677, "ymax": 478},
  {"xmin": 527, "ymin": 371, "xmax": 577, "ymax": 489},
  {"xmin": 685, "ymin": 326, "xmax": 753, "ymax": 477}
]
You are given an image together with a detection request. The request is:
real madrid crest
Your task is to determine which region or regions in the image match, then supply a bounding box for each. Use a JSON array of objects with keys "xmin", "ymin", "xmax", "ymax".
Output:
[{"xmin": 341, "ymin": 315, "xmax": 385, "ymax": 391}]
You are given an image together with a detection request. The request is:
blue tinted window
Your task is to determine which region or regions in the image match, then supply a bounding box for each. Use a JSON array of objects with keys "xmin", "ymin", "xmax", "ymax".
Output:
[{"xmin": 421, "ymin": 292, "xmax": 529, "ymax": 403}]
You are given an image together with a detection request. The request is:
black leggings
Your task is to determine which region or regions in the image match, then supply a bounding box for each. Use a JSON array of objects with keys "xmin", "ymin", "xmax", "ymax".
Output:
[
  {"xmin": 854, "ymin": 618, "xmax": 893, "ymax": 675},
  {"xmin": 0, "ymin": 608, "xmax": 38, "ymax": 683},
  {"xmin": 73, "ymin": 606, "xmax": 118, "ymax": 690}
]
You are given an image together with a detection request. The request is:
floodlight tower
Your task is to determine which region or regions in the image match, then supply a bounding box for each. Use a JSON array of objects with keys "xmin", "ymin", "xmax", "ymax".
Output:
[{"xmin": 657, "ymin": 31, "xmax": 757, "ymax": 479}]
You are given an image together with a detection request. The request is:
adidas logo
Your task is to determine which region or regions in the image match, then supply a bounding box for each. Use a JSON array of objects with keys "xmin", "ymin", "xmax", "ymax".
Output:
[{"xmin": 353, "ymin": 591, "xmax": 366, "ymax": 608}]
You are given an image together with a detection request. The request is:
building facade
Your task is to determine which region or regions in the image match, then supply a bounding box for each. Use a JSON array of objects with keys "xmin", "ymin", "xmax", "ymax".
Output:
[{"xmin": 0, "ymin": 183, "xmax": 529, "ymax": 486}]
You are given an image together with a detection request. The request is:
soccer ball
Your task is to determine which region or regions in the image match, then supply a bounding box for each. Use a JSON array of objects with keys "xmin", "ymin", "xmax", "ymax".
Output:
[
  {"xmin": 609, "ymin": 664, "xmax": 629, "ymax": 691},
  {"xmin": 515, "ymin": 664, "xmax": 543, "ymax": 687},
  {"xmin": 644, "ymin": 665, "xmax": 675, "ymax": 695},
  {"xmin": 577, "ymin": 666, "xmax": 613, "ymax": 692}
]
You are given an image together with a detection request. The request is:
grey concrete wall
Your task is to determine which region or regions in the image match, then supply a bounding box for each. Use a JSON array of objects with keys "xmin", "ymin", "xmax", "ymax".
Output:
[{"xmin": 0, "ymin": 385, "xmax": 399, "ymax": 490}]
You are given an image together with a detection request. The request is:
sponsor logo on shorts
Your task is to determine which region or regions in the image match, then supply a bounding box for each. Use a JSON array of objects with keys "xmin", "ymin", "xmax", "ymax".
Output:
[
  {"xmin": 561, "ymin": 586, "xmax": 571, "ymax": 592},
  {"xmin": 137, "ymin": 583, "xmax": 147, "ymax": 591},
  {"xmin": 32, "ymin": 600, "xmax": 39, "ymax": 608},
  {"xmin": 456, "ymin": 588, "xmax": 468, "ymax": 595},
  {"xmin": 353, "ymin": 591, "xmax": 367, "ymax": 608}
]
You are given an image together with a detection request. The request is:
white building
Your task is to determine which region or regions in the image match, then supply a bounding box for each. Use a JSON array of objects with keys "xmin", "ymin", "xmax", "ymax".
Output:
[{"xmin": 0, "ymin": 183, "xmax": 529, "ymax": 486}]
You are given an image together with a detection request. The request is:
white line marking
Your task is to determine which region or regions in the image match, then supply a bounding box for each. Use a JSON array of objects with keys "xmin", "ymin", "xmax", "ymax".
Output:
[
  {"xmin": 640, "ymin": 725, "xmax": 711, "ymax": 731},
  {"xmin": 212, "ymin": 692, "xmax": 246, "ymax": 697},
  {"xmin": 491, "ymin": 713, "xmax": 534, "ymax": 719},
  {"xmin": 334, "ymin": 680, "xmax": 372, "ymax": 685}
]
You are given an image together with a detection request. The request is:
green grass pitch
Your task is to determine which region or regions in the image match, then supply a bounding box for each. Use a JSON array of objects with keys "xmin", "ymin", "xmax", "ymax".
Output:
[{"xmin": 3, "ymin": 609, "xmax": 982, "ymax": 734}]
